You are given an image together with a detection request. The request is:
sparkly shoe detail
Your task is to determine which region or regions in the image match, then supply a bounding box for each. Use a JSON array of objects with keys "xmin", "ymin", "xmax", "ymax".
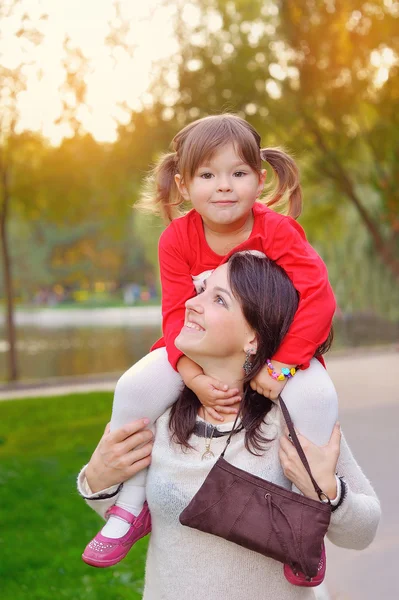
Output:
[
  {"xmin": 87, "ymin": 540, "xmax": 115, "ymax": 552},
  {"xmin": 82, "ymin": 503, "xmax": 152, "ymax": 568},
  {"xmin": 283, "ymin": 542, "xmax": 326, "ymax": 587}
]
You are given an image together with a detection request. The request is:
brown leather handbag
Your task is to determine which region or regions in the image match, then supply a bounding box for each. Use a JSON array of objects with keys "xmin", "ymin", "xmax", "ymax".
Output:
[{"xmin": 180, "ymin": 395, "xmax": 332, "ymax": 579}]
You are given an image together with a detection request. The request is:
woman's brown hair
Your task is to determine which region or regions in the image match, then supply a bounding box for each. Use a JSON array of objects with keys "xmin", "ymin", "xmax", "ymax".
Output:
[
  {"xmin": 169, "ymin": 251, "xmax": 332, "ymax": 454},
  {"xmin": 138, "ymin": 114, "xmax": 302, "ymax": 222}
]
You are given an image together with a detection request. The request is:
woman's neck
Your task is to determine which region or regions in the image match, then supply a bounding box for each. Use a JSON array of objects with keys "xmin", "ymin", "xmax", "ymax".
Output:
[
  {"xmin": 198, "ymin": 363, "xmax": 244, "ymax": 425},
  {"xmin": 199, "ymin": 401, "xmax": 241, "ymax": 425}
]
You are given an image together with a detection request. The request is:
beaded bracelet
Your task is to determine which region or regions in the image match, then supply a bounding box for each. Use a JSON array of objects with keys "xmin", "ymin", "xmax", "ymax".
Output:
[{"xmin": 266, "ymin": 359, "xmax": 297, "ymax": 381}]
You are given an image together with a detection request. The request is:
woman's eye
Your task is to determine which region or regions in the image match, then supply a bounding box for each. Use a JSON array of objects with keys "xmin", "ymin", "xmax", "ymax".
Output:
[{"xmin": 215, "ymin": 295, "xmax": 226, "ymax": 306}]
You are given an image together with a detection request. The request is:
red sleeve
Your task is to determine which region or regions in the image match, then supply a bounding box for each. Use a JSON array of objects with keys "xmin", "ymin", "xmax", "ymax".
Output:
[
  {"xmin": 266, "ymin": 216, "xmax": 336, "ymax": 368},
  {"xmin": 157, "ymin": 225, "xmax": 196, "ymax": 370}
]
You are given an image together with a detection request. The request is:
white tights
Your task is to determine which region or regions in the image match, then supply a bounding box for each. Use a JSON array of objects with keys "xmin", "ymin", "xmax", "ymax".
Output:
[{"xmin": 103, "ymin": 349, "xmax": 338, "ymax": 537}]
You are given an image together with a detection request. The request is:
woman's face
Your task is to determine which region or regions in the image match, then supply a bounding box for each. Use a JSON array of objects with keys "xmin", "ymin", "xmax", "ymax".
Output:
[{"xmin": 175, "ymin": 263, "xmax": 255, "ymax": 366}]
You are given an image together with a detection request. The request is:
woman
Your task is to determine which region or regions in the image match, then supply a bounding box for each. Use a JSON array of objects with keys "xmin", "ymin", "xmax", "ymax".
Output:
[{"xmin": 78, "ymin": 252, "xmax": 380, "ymax": 600}]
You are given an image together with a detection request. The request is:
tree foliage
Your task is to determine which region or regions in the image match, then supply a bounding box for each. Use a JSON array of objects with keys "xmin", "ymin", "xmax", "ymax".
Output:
[{"xmin": 147, "ymin": 0, "xmax": 399, "ymax": 277}]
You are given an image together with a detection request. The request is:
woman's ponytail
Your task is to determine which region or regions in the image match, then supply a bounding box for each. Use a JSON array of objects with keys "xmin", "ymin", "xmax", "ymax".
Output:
[
  {"xmin": 137, "ymin": 152, "xmax": 184, "ymax": 223},
  {"xmin": 260, "ymin": 148, "xmax": 302, "ymax": 219}
]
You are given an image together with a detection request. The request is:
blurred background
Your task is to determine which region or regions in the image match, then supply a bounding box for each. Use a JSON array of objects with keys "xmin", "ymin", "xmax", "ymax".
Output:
[
  {"xmin": 0, "ymin": 1, "xmax": 398, "ymax": 599},
  {"xmin": 0, "ymin": 0, "xmax": 398, "ymax": 383}
]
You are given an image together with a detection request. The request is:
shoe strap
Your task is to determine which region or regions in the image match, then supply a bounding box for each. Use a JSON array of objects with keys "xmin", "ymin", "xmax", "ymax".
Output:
[{"xmin": 106, "ymin": 505, "xmax": 137, "ymax": 525}]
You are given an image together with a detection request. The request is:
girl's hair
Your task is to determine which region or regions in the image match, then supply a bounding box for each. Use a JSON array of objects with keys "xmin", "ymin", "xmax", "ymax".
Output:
[
  {"xmin": 169, "ymin": 251, "xmax": 332, "ymax": 454},
  {"xmin": 138, "ymin": 114, "xmax": 302, "ymax": 223}
]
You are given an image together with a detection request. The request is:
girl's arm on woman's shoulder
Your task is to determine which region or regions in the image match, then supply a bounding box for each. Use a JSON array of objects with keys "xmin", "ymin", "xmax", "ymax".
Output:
[
  {"xmin": 263, "ymin": 214, "xmax": 336, "ymax": 368},
  {"xmin": 326, "ymin": 433, "xmax": 381, "ymax": 550}
]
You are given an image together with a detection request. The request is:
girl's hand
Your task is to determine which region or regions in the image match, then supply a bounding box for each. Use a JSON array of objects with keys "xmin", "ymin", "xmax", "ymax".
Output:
[
  {"xmin": 85, "ymin": 419, "xmax": 154, "ymax": 493},
  {"xmin": 250, "ymin": 362, "xmax": 289, "ymax": 401},
  {"xmin": 279, "ymin": 423, "xmax": 341, "ymax": 501},
  {"xmin": 187, "ymin": 373, "xmax": 241, "ymax": 422}
]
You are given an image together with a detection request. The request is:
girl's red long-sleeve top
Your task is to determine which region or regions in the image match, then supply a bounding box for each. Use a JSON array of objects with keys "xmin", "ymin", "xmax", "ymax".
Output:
[{"xmin": 151, "ymin": 203, "xmax": 336, "ymax": 371}]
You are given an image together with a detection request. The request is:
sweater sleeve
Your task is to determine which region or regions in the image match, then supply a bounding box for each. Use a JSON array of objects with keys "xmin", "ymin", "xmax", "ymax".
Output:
[
  {"xmin": 326, "ymin": 433, "xmax": 381, "ymax": 550},
  {"xmin": 265, "ymin": 216, "xmax": 336, "ymax": 367},
  {"xmin": 76, "ymin": 465, "xmax": 121, "ymax": 520},
  {"xmin": 158, "ymin": 225, "xmax": 197, "ymax": 370}
]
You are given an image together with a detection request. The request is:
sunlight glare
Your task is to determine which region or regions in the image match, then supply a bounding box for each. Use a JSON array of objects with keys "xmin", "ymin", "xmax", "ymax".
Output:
[{"xmin": 3, "ymin": 0, "xmax": 177, "ymax": 144}]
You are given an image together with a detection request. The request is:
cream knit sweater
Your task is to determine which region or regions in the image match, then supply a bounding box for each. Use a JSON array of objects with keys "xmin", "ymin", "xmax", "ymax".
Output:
[{"xmin": 79, "ymin": 396, "xmax": 380, "ymax": 600}]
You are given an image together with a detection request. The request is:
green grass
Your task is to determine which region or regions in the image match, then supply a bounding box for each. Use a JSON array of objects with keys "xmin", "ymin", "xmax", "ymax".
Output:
[{"xmin": 0, "ymin": 392, "xmax": 148, "ymax": 600}]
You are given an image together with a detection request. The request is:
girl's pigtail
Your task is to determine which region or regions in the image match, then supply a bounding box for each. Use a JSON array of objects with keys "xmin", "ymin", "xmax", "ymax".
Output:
[
  {"xmin": 137, "ymin": 152, "xmax": 184, "ymax": 223},
  {"xmin": 260, "ymin": 148, "xmax": 302, "ymax": 219}
]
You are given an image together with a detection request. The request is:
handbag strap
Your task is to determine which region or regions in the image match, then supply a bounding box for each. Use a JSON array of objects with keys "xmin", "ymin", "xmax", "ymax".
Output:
[
  {"xmin": 278, "ymin": 394, "xmax": 330, "ymax": 503},
  {"xmin": 219, "ymin": 391, "xmax": 330, "ymax": 503},
  {"xmin": 220, "ymin": 410, "xmax": 242, "ymax": 458}
]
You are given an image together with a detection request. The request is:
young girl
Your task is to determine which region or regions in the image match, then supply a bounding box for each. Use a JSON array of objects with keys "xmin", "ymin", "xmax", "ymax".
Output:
[{"xmin": 82, "ymin": 114, "xmax": 338, "ymax": 584}]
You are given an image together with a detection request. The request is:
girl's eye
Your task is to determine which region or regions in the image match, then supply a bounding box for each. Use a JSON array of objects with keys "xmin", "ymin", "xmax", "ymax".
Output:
[
  {"xmin": 215, "ymin": 295, "xmax": 226, "ymax": 306},
  {"xmin": 234, "ymin": 171, "xmax": 246, "ymax": 177},
  {"xmin": 200, "ymin": 172, "xmax": 213, "ymax": 179}
]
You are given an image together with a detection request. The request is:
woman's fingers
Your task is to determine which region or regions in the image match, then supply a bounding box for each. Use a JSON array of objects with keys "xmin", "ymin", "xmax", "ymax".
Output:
[
  {"xmin": 110, "ymin": 418, "xmax": 150, "ymax": 443},
  {"xmin": 125, "ymin": 441, "xmax": 154, "ymax": 467},
  {"xmin": 329, "ymin": 422, "xmax": 341, "ymax": 449},
  {"xmin": 124, "ymin": 455, "xmax": 152, "ymax": 478},
  {"xmin": 327, "ymin": 423, "xmax": 341, "ymax": 467},
  {"xmin": 278, "ymin": 446, "xmax": 289, "ymax": 468},
  {"xmin": 279, "ymin": 435, "xmax": 294, "ymax": 454},
  {"xmin": 121, "ymin": 428, "xmax": 154, "ymax": 454}
]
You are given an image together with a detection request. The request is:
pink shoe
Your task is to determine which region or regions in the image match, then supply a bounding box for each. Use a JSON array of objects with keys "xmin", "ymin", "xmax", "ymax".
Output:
[
  {"xmin": 82, "ymin": 503, "xmax": 152, "ymax": 568},
  {"xmin": 283, "ymin": 543, "xmax": 326, "ymax": 587}
]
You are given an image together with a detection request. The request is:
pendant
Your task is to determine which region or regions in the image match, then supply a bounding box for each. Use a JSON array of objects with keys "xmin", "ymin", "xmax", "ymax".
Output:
[
  {"xmin": 202, "ymin": 422, "xmax": 215, "ymax": 460},
  {"xmin": 201, "ymin": 449, "xmax": 215, "ymax": 460}
]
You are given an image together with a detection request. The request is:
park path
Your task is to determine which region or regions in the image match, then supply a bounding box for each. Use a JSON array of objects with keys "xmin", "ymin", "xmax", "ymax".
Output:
[
  {"xmin": 0, "ymin": 350, "xmax": 397, "ymax": 599},
  {"xmin": 320, "ymin": 351, "xmax": 398, "ymax": 599}
]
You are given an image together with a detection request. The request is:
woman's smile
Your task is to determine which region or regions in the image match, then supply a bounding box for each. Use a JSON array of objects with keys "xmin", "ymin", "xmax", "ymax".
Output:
[{"xmin": 184, "ymin": 320, "xmax": 205, "ymax": 333}]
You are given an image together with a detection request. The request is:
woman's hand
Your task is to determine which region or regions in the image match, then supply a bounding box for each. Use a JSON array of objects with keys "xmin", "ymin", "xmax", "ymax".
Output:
[
  {"xmin": 279, "ymin": 423, "xmax": 341, "ymax": 501},
  {"xmin": 85, "ymin": 419, "xmax": 154, "ymax": 493}
]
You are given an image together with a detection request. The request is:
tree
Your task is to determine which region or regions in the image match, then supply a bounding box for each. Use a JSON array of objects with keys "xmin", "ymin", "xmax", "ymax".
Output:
[
  {"xmin": 0, "ymin": 1, "xmax": 46, "ymax": 380},
  {"xmin": 277, "ymin": 0, "xmax": 399, "ymax": 278},
  {"xmin": 148, "ymin": 0, "xmax": 399, "ymax": 279}
]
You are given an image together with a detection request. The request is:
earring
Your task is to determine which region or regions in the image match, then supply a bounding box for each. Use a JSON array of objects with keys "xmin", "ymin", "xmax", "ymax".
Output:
[{"xmin": 243, "ymin": 349, "xmax": 254, "ymax": 376}]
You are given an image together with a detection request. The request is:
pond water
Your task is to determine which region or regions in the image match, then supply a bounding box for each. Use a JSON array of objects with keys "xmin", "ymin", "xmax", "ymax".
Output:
[{"xmin": 0, "ymin": 313, "xmax": 397, "ymax": 382}]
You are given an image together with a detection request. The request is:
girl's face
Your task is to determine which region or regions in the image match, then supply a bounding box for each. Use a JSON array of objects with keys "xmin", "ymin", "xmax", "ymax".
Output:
[
  {"xmin": 175, "ymin": 143, "xmax": 266, "ymax": 231},
  {"xmin": 175, "ymin": 263, "xmax": 256, "ymax": 367}
]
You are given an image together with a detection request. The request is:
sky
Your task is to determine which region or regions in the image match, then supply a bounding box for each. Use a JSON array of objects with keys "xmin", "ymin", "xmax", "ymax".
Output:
[
  {"xmin": 0, "ymin": 0, "xmax": 186, "ymax": 144},
  {"xmin": 0, "ymin": 0, "xmax": 396, "ymax": 145}
]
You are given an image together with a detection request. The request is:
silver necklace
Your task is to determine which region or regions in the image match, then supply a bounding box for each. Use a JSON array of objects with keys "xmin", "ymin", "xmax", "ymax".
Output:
[{"xmin": 201, "ymin": 412, "xmax": 216, "ymax": 460}]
